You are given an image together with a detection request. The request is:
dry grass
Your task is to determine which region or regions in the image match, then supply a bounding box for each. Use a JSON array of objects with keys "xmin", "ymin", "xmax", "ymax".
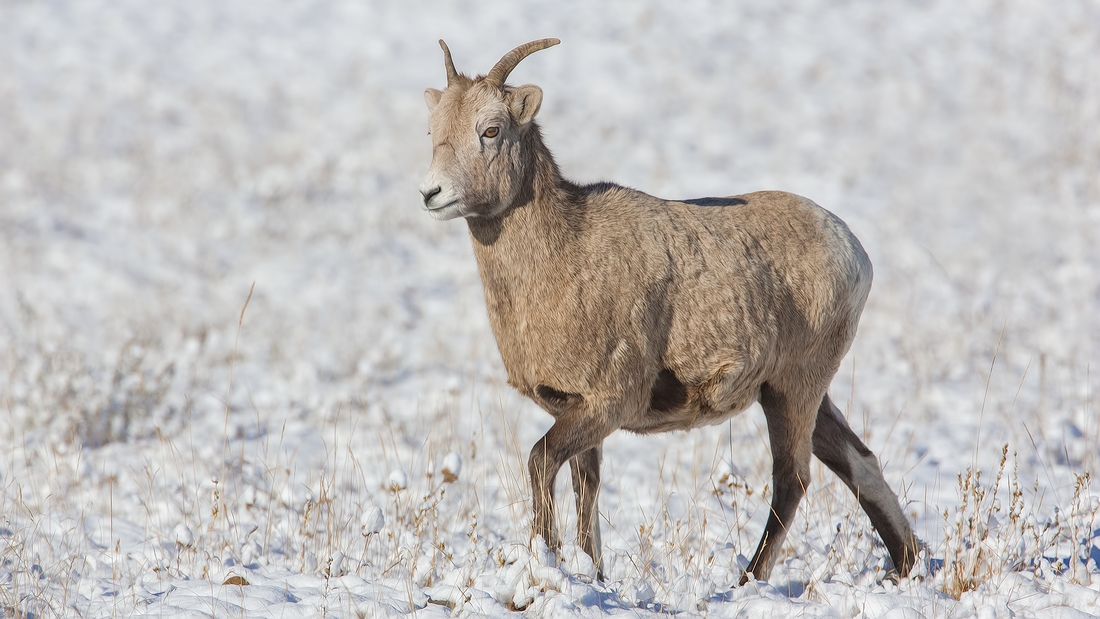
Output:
[{"xmin": 939, "ymin": 445, "xmax": 1096, "ymax": 599}]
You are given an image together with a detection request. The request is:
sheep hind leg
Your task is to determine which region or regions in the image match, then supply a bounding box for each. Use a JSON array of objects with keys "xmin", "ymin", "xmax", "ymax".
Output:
[
  {"xmin": 741, "ymin": 382, "xmax": 817, "ymax": 584},
  {"xmin": 569, "ymin": 445, "xmax": 604, "ymax": 581},
  {"xmin": 811, "ymin": 394, "xmax": 920, "ymax": 578}
]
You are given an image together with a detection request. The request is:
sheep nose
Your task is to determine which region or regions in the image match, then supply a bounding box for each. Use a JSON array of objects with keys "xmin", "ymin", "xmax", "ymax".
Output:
[{"xmin": 421, "ymin": 186, "xmax": 442, "ymax": 206}]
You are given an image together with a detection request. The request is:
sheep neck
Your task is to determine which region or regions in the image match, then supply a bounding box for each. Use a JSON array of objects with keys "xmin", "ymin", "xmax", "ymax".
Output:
[{"xmin": 466, "ymin": 127, "xmax": 580, "ymax": 284}]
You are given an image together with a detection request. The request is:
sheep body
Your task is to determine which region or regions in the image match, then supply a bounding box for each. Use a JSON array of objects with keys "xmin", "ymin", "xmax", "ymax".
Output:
[{"xmin": 473, "ymin": 184, "xmax": 870, "ymax": 436}]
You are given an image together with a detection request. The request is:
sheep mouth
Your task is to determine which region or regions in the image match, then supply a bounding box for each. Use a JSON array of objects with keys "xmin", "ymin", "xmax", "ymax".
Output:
[
  {"xmin": 425, "ymin": 200, "xmax": 464, "ymax": 220},
  {"xmin": 425, "ymin": 199, "xmax": 457, "ymax": 211}
]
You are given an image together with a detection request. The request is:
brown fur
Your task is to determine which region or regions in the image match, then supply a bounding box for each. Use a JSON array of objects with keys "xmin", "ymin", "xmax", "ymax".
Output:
[{"xmin": 419, "ymin": 39, "xmax": 920, "ymax": 583}]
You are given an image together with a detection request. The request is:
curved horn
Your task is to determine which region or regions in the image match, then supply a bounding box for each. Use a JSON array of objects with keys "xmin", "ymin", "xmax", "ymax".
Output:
[
  {"xmin": 485, "ymin": 38, "xmax": 560, "ymax": 86},
  {"xmin": 439, "ymin": 39, "xmax": 458, "ymax": 85}
]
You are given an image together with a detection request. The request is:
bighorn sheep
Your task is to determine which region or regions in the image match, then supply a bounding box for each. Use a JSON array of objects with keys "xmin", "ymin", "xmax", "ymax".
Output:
[{"xmin": 419, "ymin": 38, "xmax": 919, "ymax": 583}]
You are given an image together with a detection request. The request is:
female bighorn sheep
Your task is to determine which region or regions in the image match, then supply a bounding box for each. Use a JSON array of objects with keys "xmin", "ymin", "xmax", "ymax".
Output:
[{"xmin": 419, "ymin": 38, "xmax": 919, "ymax": 583}]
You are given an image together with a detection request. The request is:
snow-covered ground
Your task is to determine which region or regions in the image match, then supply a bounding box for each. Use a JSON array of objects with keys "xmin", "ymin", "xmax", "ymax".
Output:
[{"xmin": 2, "ymin": 1, "xmax": 1099, "ymax": 616}]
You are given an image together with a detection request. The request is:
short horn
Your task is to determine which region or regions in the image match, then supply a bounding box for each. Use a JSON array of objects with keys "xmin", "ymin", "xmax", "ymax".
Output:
[
  {"xmin": 439, "ymin": 39, "xmax": 458, "ymax": 85},
  {"xmin": 485, "ymin": 38, "xmax": 560, "ymax": 86}
]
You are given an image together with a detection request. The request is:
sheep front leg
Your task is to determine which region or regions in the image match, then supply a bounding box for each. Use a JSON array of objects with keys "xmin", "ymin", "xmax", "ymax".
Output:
[
  {"xmin": 569, "ymin": 445, "xmax": 604, "ymax": 580},
  {"xmin": 528, "ymin": 417, "xmax": 608, "ymax": 562}
]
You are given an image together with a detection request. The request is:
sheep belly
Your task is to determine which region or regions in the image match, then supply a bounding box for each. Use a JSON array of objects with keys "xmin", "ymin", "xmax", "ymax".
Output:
[
  {"xmin": 690, "ymin": 361, "xmax": 767, "ymax": 425},
  {"xmin": 625, "ymin": 362, "xmax": 763, "ymax": 434}
]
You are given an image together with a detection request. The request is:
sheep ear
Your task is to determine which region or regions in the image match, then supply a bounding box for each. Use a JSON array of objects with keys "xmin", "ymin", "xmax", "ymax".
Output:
[
  {"xmin": 508, "ymin": 84, "xmax": 543, "ymax": 125},
  {"xmin": 425, "ymin": 88, "xmax": 443, "ymax": 111}
]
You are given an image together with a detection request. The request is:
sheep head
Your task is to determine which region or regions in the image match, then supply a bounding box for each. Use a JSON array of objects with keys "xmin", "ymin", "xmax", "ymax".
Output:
[{"xmin": 419, "ymin": 38, "xmax": 559, "ymax": 220}]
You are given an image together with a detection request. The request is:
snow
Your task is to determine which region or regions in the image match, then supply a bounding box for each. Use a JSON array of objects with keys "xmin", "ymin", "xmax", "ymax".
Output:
[
  {"xmin": 1, "ymin": 0, "xmax": 1099, "ymax": 617},
  {"xmin": 361, "ymin": 505, "xmax": 385, "ymax": 536},
  {"xmin": 441, "ymin": 452, "xmax": 463, "ymax": 483},
  {"xmin": 388, "ymin": 469, "xmax": 411, "ymax": 492}
]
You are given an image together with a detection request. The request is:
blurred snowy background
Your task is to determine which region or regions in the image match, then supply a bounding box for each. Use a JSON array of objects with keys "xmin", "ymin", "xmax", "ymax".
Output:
[{"xmin": 1, "ymin": 1, "xmax": 1098, "ymax": 616}]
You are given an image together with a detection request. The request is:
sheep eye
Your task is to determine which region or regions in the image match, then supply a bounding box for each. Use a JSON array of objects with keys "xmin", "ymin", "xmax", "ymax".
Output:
[{"xmin": 482, "ymin": 126, "xmax": 499, "ymax": 139}]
